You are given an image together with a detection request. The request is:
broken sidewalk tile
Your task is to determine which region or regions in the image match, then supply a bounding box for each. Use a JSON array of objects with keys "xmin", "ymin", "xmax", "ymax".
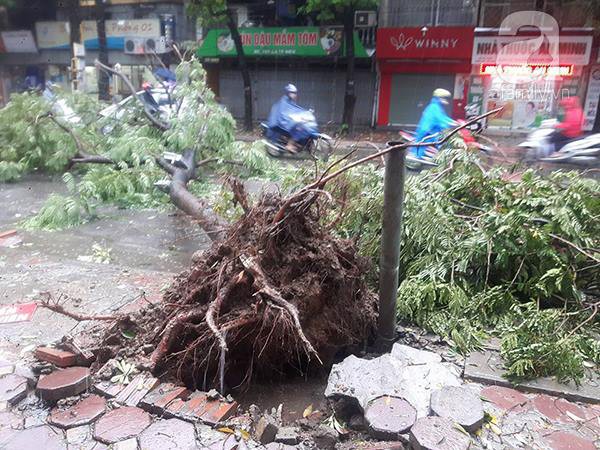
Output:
[
  {"xmin": 114, "ymin": 372, "xmax": 159, "ymax": 407},
  {"xmin": 325, "ymin": 345, "xmax": 460, "ymax": 417},
  {"xmin": 139, "ymin": 382, "xmax": 190, "ymax": 415},
  {"xmin": 0, "ymin": 230, "xmax": 22, "ymax": 248},
  {"xmin": 464, "ymin": 348, "xmax": 600, "ymax": 404},
  {"xmin": 0, "ymin": 303, "xmax": 37, "ymax": 324},
  {"xmin": 93, "ymin": 406, "xmax": 151, "ymax": 444},
  {"xmin": 2, "ymin": 425, "xmax": 65, "ymax": 450},
  {"xmin": 430, "ymin": 386, "xmax": 484, "ymax": 432},
  {"xmin": 531, "ymin": 394, "xmax": 589, "ymax": 423},
  {"xmin": 35, "ymin": 347, "xmax": 77, "ymax": 368},
  {"xmin": 390, "ymin": 344, "xmax": 442, "ymax": 365},
  {"xmin": 200, "ymin": 399, "xmax": 239, "ymax": 425},
  {"xmin": 254, "ymin": 415, "xmax": 278, "ymax": 444},
  {"xmin": 47, "ymin": 394, "xmax": 106, "ymax": 429},
  {"xmin": 409, "ymin": 416, "xmax": 470, "ymax": 450},
  {"xmin": 36, "ymin": 366, "xmax": 91, "ymax": 403},
  {"xmin": 543, "ymin": 430, "xmax": 596, "ymax": 450},
  {"xmin": 113, "ymin": 437, "xmax": 138, "ymax": 450},
  {"xmin": 480, "ymin": 385, "xmax": 529, "ymax": 411},
  {"xmin": 274, "ymin": 426, "xmax": 299, "ymax": 445},
  {"xmin": 356, "ymin": 443, "xmax": 405, "ymax": 450},
  {"xmin": 364, "ymin": 395, "xmax": 416, "ymax": 440},
  {"xmin": 164, "ymin": 390, "xmax": 238, "ymax": 425},
  {"xmin": 94, "ymin": 380, "xmax": 124, "ymax": 398},
  {"xmin": 0, "ymin": 374, "xmax": 28, "ymax": 405},
  {"xmin": 138, "ymin": 418, "xmax": 197, "ymax": 450}
]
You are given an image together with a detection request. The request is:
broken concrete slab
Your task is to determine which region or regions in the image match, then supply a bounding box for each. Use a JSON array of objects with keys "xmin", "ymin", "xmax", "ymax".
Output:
[
  {"xmin": 138, "ymin": 418, "xmax": 197, "ymax": 450},
  {"xmin": 93, "ymin": 380, "xmax": 123, "ymax": 398},
  {"xmin": 195, "ymin": 423, "xmax": 231, "ymax": 448},
  {"xmin": 36, "ymin": 367, "xmax": 91, "ymax": 403},
  {"xmin": 114, "ymin": 373, "xmax": 159, "ymax": 407},
  {"xmin": 430, "ymin": 386, "xmax": 484, "ymax": 432},
  {"xmin": 47, "ymin": 394, "xmax": 106, "ymax": 429},
  {"xmin": 0, "ymin": 374, "xmax": 28, "ymax": 405},
  {"xmin": 113, "ymin": 438, "xmax": 138, "ymax": 450},
  {"xmin": 92, "ymin": 406, "xmax": 151, "ymax": 444},
  {"xmin": 139, "ymin": 383, "xmax": 189, "ymax": 415},
  {"xmin": 274, "ymin": 426, "xmax": 299, "ymax": 445},
  {"xmin": 325, "ymin": 347, "xmax": 460, "ymax": 417},
  {"xmin": 364, "ymin": 395, "xmax": 416, "ymax": 440},
  {"xmin": 409, "ymin": 416, "xmax": 470, "ymax": 450},
  {"xmin": 35, "ymin": 347, "xmax": 77, "ymax": 368},
  {"xmin": 464, "ymin": 347, "xmax": 600, "ymax": 403},
  {"xmin": 254, "ymin": 415, "xmax": 278, "ymax": 444},
  {"xmin": 390, "ymin": 344, "xmax": 442, "ymax": 365}
]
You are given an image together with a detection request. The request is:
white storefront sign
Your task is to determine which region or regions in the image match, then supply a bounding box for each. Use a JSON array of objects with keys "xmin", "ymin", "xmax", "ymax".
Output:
[
  {"xmin": 36, "ymin": 19, "xmax": 161, "ymax": 50},
  {"xmin": 472, "ymin": 35, "xmax": 592, "ymax": 66},
  {"xmin": 1, "ymin": 30, "xmax": 38, "ymax": 53},
  {"xmin": 583, "ymin": 66, "xmax": 600, "ymax": 131}
]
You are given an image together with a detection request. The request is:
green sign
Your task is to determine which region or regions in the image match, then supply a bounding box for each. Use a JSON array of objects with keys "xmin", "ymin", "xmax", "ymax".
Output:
[{"xmin": 197, "ymin": 27, "xmax": 369, "ymax": 58}]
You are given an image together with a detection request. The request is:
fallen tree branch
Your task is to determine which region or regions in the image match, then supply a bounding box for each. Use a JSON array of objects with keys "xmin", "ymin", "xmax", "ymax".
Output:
[
  {"xmin": 240, "ymin": 254, "xmax": 323, "ymax": 365},
  {"xmin": 38, "ymin": 293, "xmax": 119, "ymax": 321},
  {"xmin": 272, "ymin": 107, "xmax": 503, "ymax": 224},
  {"xmin": 95, "ymin": 59, "xmax": 170, "ymax": 131}
]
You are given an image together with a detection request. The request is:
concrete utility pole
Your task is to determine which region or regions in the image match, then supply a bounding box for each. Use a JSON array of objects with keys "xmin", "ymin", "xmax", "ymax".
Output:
[{"xmin": 377, "ymin": 145, "xmax": 406, "ymax": 350}]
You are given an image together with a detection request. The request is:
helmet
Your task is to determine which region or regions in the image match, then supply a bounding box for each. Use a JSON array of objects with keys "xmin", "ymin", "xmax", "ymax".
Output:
[
  {"xmin": 284, "ymin": 83, "xmax": 297, "ymax": 94},
  {"xmin": 433, "ymin": 88, "xmax": 451, "ymax": 98},
  {"xmin": 433, "ymin": 88, "xmax": 451, "ymax": 105}
]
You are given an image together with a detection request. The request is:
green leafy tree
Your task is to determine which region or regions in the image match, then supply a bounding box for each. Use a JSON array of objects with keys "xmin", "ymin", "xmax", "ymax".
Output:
[
  {"xmin": 188, "ymin": 0, "xmax": 253, "ymax": 131},
  {"xmin": 301, "ymin": 0, "xmax": 378, "ymax": 133}
]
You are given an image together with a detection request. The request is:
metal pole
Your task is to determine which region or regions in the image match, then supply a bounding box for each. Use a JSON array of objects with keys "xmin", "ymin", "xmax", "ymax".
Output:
[{"xmin": 376, "ymin": 146, "xmax": 406, "ymax": 351}]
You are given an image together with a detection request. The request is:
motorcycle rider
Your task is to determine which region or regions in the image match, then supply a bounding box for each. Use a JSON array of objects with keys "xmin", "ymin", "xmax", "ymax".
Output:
[
  {"xmin": 411, "ymin": 88, "xmax": 455, "ymax": 159},
  {"xmin": 549, "ymin": 96, "xmax": 583, "ymax": 151},
  {"xmin": 267, "ymin": 84, "xmax": 301, "ymax": 153}
]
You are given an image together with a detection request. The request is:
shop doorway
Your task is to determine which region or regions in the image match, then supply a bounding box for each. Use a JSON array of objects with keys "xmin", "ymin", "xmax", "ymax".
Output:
[{"xmin": 388, "ymin": 73, "xmax": 454, "ymax": 126}]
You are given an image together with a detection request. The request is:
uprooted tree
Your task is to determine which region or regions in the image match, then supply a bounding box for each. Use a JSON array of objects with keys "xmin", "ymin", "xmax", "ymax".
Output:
[{"xmin": 1, "ymin": 55, "xmax": 598, "ymax": 385}]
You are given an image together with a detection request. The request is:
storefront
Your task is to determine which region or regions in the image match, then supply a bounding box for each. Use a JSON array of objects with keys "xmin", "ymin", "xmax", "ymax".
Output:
[
  {"xmin": 376, "ymin": 26, "xmax": 475, "ymax": 127},
  {"xmin": 469, "ymin": 30, "xmax": 593, "ymax": 130},
  {"xmin": 196, "ymin": 27, "xmax": 376, "ymax": 126}
]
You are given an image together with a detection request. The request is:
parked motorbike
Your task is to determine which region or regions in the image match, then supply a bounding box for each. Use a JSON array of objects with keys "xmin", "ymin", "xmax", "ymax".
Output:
[
  {"xmin": 518, "ymin": 119, "xmax": 600, "ymax": 166},
  {"xmin": 261, "ymin": 108, "xmax": 333, "ymax": 161},
  {"xmin": 398, "ymin": 119, "xmax": 491, "ymax": 170}
]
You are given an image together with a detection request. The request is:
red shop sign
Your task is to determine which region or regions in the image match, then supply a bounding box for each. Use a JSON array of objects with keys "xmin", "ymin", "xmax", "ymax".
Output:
[{"xmin": 377, "ymin": 27, "xmax": 474, "ymax": 60}]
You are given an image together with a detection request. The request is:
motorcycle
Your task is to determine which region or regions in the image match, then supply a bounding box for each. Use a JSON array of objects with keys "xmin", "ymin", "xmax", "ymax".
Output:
[
  {"xmin": 261, "ymin": 108, "xmax": 333, "ymax": 161},
  {"xmin": 397, "ymin": 119, "xmax": 492, "ymax": 170},
  {"xmin": 518, "ymin": 119, "xmax": 600, "ymax": 166}
]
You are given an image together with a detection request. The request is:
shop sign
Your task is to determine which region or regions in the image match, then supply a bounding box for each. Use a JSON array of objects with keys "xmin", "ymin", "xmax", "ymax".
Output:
[
  {"xmin": 479, "ymin": 63, "xmax": 573, "ymax": 78},
  {"xmin": 583, "ymin": 65, "xmax": 600, "ymax": 131},
  {"xmin": 35, "ymin": 19, "xmax": 161, "ymax": 50},
  {"xmin": 197, "ymin": 27, "xmax": 369, "ymax": 58},
  {"xmin": 376, "ymin": 27, "xmax": 474, "ymax": 60},
  {"xmin": 472, "ymin": 35, "xmax": 592, "ymax": 66},
  {"xmin": 0, "ymin": 30, "xmax": 38, "ymax": 53}
]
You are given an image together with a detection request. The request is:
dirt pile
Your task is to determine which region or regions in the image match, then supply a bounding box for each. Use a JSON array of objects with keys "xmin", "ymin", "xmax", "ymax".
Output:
[{"xmin": 93, "ymin": 194, "xmax": 377, "ymax": 390}]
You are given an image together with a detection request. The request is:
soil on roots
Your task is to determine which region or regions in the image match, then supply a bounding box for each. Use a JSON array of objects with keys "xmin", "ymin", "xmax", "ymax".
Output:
[{"xmin": 96, "ymin": 195, "xmax": 376, "ymax": 391}]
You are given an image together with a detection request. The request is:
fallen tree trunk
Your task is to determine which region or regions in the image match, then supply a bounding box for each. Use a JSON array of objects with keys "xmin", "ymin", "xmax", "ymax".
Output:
[{"xmin": 156, "ymin": 148, "xmax": 228, "ymax": 241}]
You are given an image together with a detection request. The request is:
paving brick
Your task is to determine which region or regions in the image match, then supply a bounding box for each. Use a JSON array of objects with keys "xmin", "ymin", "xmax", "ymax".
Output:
[
  {"xmin": 544, "ymin": 430, "xmax": 596, "ymax": 450},
  {"xmin": 36, "ymin": 367, "xmax": 91, "ymax": 403},
  {"xmin": 364, "ymin": 395, "xmax": 416, "ymax": 440},
  {"xmin": 531, "ymin": 395, "xmax": 588, "ymax": 423},
  {"xmin": 93, "ymin": 406, "xmax": 151, "ymax": 444},
  {"xmin": 48, "ymin": 394, "xmax": 106, "ymax": 429},
  {"xmin": 481, "ymin": 385, "xmax": 528, "ymax": 410},
  {"xmin": 410, "ymin": 416, "xmax": 470, "ymax": 450},
  {"xmin": 164, "ymin": 390, "xmax": 238, "ymax": 425},
  {"xmin": 138, "ymin": 418, "xmax": 196, "ymax": 450},
  {"xmin": 0, "ymin": 374, "xmax": 28, "ymax": 405},
  {"xmin": 139, "ymin": 383, "xmax": 189, "ymax": 415},
  {"xmin": 430, "ymin": 386, "xmax": 484, "ymax": 432},
  {"xmin": 114, "ymin": 373, "xmax": 159, "ymax": 407},
  {"xmin": 35, "ymin": 347, "xmax": 77, "ymax": 368},
  {"xmin": 200, "ymin": 400, "xmax": 239, "ymax": 425},
  {"xmin": 94, "ymin": 380, "xmax": 124, "ymax": 398}
]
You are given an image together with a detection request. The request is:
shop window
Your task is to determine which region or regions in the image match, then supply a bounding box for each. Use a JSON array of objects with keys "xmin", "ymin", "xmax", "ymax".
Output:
[{"xmin": 479, "ymin": 0, "xmax": 537, "ymax": 27}]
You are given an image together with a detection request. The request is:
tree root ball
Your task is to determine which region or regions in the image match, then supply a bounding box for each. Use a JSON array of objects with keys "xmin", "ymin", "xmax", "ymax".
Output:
[{"xmin": 136, "ymin": 195, "xmax": 376, "ymax": 389}]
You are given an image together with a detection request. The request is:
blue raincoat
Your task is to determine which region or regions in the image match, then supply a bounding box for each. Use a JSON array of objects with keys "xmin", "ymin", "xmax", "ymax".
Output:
[
  {"xmin": 266, "ymin": 95, "xmax": 309, "ymax": 143},
  {"xmin": 411, "ymin": 97, "xmax": 453, "ymax": 158}
]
